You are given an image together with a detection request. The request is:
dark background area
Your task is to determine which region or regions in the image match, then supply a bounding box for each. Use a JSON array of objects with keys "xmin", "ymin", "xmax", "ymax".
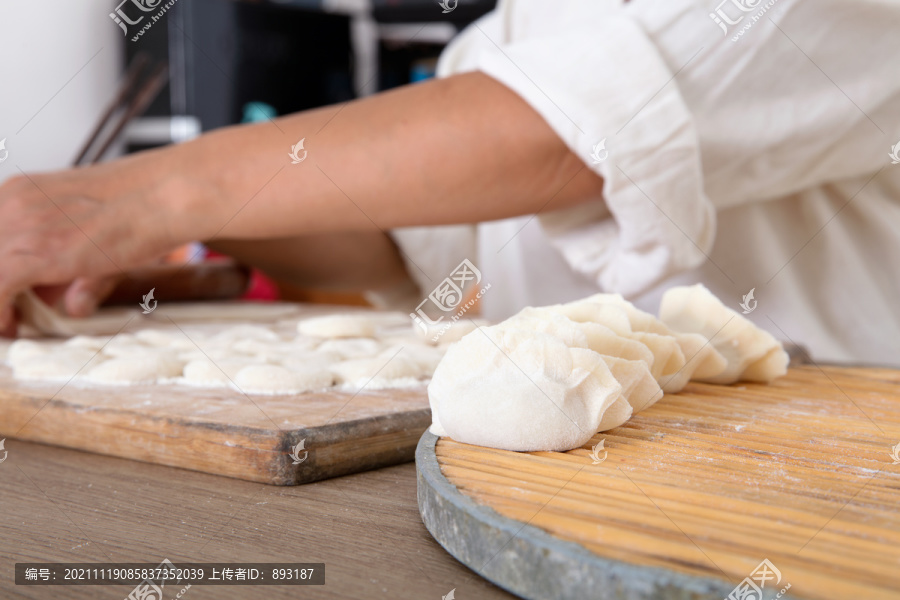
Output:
[{"xmin": 125, "ymin": 0, "xmax": 496, "ymax": 147}]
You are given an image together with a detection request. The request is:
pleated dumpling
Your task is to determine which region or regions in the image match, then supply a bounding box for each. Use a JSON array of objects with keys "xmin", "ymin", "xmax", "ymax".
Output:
[
  {"xmin": 428, "ymin": 325, "xmax": 622, "ymax": 452},
  {"xmin": 660, "ymin": 284, "xmax": 788, "ymax": 384}
]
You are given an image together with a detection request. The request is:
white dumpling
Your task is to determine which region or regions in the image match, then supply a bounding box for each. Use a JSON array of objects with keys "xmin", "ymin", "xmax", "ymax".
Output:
[
  {"xmin": 595, "ymin": 395, "xmax": 633, "ymax": 432},
  {"xmin": 660, "ymin": 284, "xmax": 788, "ymax": 384},
  {"xmin": 415, "ymin": 319, "xmax": 487, "ymax": 345},
  {"xmin": 660, "ymin": 332, "xmax": 728, "ymax": 392},
  {"xmin": 600, "ymin": 355, "xmax": 663, "ymax": 415},
  {"xmin": 428, "ymin": 326, "xmax": 621, "ymax": 452},
  {"xmin": 581, "ymin": 294, "xmax": 666, "ymax": 333},
  {"xmin": 501, "ymin": 309, "xmax": 666, "ymax": 423},
  {"xmin": 741, "ymin": 345, "xmax": 791, "ymax": 382},
  {"xmin": 556, "ymin": 293, "xmax": 727, "ymax": 389},
  {"xmin": 548, "ymin": 301, "xmax": 633, "ymax": 336},
  {"xmin": 627, "ymin": 331, "xmax": 685, "ymax": 380},
  {"xmin": 501, "ymin": 309, "xmax": 591, "ymax": 349},
  {"xmin": 427, "ymin": 285, "xmax": 788, "ymax": 453}
]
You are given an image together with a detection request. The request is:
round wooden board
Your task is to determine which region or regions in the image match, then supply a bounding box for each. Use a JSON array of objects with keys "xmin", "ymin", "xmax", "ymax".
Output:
[{"xmin": 416, "ymin": 366, "xmax": 900, "ymax": 600}]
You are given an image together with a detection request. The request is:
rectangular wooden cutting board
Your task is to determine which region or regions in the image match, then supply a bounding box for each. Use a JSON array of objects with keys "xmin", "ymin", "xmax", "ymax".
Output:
[
  {"xmin": 0, "ymin": 302, "xmax": 432, "ymax": 485},
  {"xmin": 0, "ymin": 369, "xmax": 430, "ymax": 485}
]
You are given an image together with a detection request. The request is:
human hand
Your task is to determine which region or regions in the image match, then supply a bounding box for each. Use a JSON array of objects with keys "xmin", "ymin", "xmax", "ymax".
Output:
[{"xmin": 0, "ymin": 161, "xmax": 198, "ymax": 335}]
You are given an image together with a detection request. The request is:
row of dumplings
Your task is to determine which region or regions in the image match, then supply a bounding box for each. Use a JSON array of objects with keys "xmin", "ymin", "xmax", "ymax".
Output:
[{"xmin": 428, "ymin": 284, "xmax": 789, "ymax": 452}]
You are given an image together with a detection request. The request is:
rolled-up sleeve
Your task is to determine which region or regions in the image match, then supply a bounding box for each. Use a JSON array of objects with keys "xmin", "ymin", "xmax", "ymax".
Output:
[{"xmin": 435, "ymin": 0, "xmax": 715, "ymax": 297}]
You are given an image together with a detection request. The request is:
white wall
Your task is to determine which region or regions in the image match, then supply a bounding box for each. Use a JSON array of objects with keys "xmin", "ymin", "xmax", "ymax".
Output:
[{"xmin": 0, "ymin": 0, "xmax": 122, "ymax": 182}]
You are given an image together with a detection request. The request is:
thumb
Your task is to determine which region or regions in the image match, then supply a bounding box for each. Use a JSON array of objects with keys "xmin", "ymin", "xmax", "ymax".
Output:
[{"xmin": 63, "ymin": 276, "xmax": 123, "ymax": 317}]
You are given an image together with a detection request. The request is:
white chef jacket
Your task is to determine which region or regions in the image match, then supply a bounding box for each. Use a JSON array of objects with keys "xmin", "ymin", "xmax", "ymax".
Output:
[{"xmin": 390, "ymin": 0, "xmax": 900, "ymax": 366}]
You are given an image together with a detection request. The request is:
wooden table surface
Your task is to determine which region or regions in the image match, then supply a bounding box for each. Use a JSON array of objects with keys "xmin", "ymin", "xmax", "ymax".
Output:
[{"xmin": 0, "ymin": 440, "xmax": 516, "ymax": 600}]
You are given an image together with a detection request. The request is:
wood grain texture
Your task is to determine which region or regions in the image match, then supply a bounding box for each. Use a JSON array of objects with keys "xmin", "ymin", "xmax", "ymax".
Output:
[
  {"xmin": 0, "ymin": 369, "xmax": 430, "ymax": 485},
  {"xmin": 0, "ymin": 440, "xmax": 515, "ymax": 600},
  {"xmin": 429, "ymin": 366, "xmax": 900, "ymax": 600},
  {"xmin": 0, "ymin": 305, "xmax": 432, "ymax": 485}
]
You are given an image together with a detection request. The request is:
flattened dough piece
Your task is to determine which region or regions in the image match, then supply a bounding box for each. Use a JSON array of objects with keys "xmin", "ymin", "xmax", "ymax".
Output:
[
  {"xmin": 84, "ymin": 355, "xmax": 184, "ymax": 385},
  {"xmin": 315, "ymin": 338, "xmax": 382, "ymax": 359},
  {"xmin": 297, "ymin": 315, "xmax": 376, "ymax": 338},
  {"xmin": 6, "ymin": 339, "xmax": 53, "ymax": 367},
  {"xmin": 13, "ymin": 348, "xmax": 104, "ymax": 381},
  {"xmin": 182, "ymin": 358, "xmax": 233, "ymax": 387},
  {"xmin": 331, "ymin": 355, "xmax": 424, "ymax": 387},
  {"xmin": 63, "ymin": 335, "xmax": 112, "ymax": 351},
  {"xmin": 208, "ymin": 325, "xmax": 280, "ymax": 345},
  {"xmin": 660, "ymin": 284, "xmax": 788, "ymax": 384},
  {"xmin": 233, "ymin": 364, "xmax": 334, "ymax": 394},
  {"xmin": 134, "ymin": 328, "xmax": 197, "ymax": 350},
  {"xmin": 279, "ymin": 351, "xmax": 343, "ymax": 372},
  {"xmin": 379, "ymin": 343, "xmax": 447, "ymax": 375}
]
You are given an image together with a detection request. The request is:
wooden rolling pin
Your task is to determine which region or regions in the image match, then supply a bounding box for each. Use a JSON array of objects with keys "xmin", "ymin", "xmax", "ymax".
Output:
[{"xmin": 102, "ymin": 261, "xmax": 251, "ymax": 306}]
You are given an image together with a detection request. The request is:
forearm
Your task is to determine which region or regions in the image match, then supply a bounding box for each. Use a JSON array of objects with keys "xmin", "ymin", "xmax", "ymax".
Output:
[
  {"xmin": 0, "ymin": 71, "xmax": 604, "ymax": 329},
  {"xmin": 169, "ymin": 71, "xmax": 603, "ymax": 242},
  {"xmin": 206, "ymin": 231, "xmax": 410, "ymax": 292}
]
